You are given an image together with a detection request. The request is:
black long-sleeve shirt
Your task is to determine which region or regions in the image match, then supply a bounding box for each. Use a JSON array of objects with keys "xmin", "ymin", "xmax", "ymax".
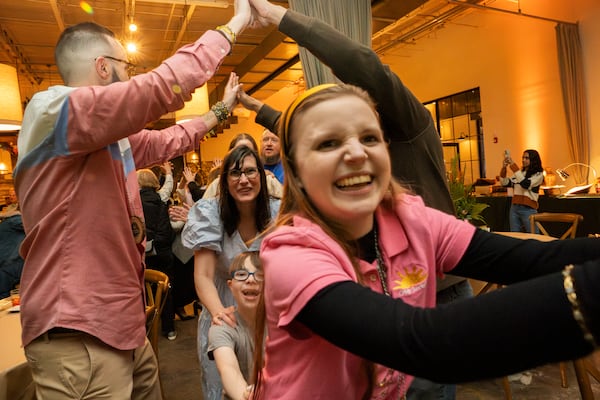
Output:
[{"xmin": 297, "ymin": 230, "xmax": 600, "ymax": 382}]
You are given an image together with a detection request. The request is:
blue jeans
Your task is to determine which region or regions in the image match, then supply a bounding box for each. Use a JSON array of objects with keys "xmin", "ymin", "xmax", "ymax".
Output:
[
  {"xmin": 406, "ymin": 280, "xmax": 473, "ymax": 400},
  {"xmin": 509, "ymin": 204, "xmax": 538, "ymax": 233}
]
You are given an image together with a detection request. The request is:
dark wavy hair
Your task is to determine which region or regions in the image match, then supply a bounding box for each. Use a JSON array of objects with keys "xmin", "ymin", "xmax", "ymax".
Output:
[
  {"xmin": 218, "ymin": 145, "xmax": 271, "ymax": 237},
  {"xmin": 524, "ymin": 149, "xmax": 543, "ymax": 177}
]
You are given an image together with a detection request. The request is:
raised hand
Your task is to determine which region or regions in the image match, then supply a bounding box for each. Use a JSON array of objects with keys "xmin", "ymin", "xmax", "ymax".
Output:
[
  {"xmin": 222, "ymin": 72, "xmax": 241, "ymax": 113},
  {"xmin": 182, "ymin": 166, "xmax": 195, "ymax": 184},
  {"xmin": 238, "ymin": 89, "xmax": 263, "ymax": 113},
  {"xmin": 249, "ymin": 0, "xmax": 286, "ymax": 27}
]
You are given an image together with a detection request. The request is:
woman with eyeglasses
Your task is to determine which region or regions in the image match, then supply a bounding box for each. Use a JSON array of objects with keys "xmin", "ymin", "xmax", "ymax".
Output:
[
  {"xmin": 182, "ymin": 145, "xmax": 279, "ymax": 399},
  {"xmin": 208, "ymin": 251, "xmax": 263, "ymax": 400}
]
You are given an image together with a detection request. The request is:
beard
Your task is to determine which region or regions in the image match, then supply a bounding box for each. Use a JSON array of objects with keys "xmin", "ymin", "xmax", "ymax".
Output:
[{"xmin": 263, "ymin": 154, "xmax": 280, "ymax": 165}]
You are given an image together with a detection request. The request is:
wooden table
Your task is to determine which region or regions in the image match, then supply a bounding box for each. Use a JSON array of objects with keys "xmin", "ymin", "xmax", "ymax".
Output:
[{"xmin": 0, "ymin": 301, "xmax": 35, "ymax": 400}]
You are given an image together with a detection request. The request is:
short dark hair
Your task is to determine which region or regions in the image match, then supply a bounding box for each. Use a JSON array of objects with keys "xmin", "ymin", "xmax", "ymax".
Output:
[{"xmin": 55, "ymin": 22, "xmax": 115, "ymax": 82}]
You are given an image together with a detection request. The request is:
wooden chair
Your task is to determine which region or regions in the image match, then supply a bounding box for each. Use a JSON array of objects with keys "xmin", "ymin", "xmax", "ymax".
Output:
[
  {"xmin": 145, "ymin": 269, "xmax": 170, "ymax": 357},
  {"xmin": 529, "ymin": 212, "xmax": 583, "ymax": 239},
  {"xmin": 528, "ymin": 212, "xmax": 600, "ymax": 399}
]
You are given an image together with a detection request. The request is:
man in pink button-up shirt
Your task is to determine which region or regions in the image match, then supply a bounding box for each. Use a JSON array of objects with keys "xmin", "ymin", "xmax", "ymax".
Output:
[{"xmin": 14, "ymin": 2, "xmax": 252, "ymax": 398}]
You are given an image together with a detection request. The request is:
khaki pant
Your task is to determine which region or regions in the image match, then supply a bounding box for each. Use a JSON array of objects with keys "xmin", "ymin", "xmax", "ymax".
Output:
[{"xmin": 24, "ymin": 331, "xmax": 162, "ymax": 400}]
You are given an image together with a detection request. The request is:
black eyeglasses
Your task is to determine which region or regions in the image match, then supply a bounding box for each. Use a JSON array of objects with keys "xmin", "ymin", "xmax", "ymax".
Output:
[
  {"xmin": 231, "ymin": 269, "xmax": 264, "ymax": 282},
  {"xmin": 98, "ymin": 55, "xmax": 136, "ymax": 76},
  {"xmin": 228, "ymin": 167, "xmax": 259, "ymax": 181}
]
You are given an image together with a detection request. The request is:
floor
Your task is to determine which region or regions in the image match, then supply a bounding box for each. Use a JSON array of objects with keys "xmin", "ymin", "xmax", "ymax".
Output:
[{"xmin": 157, "ymin": 305, "xmax": 600, "ymax": 400}]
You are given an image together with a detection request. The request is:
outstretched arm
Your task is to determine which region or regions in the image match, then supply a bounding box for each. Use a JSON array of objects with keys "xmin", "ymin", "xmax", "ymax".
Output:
[
  {"xmin": 249, "ymin": 0, "xmax": 427, "ymax": 141},
  {"xmin": 297, "ymin": 258, "xmax": 600, "ymax": 383}
]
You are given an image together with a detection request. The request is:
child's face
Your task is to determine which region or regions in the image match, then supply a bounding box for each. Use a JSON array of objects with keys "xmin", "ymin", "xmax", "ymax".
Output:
[{"xmin": 228, "ymin": 257, "xmax": 263, "ymax": 310}]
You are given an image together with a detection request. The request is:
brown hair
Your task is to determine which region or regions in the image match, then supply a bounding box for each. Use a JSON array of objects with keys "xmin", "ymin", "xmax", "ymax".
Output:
[
  {"xmin": 252, "ymin": 84, "xmax": 405, "ymax": 399},
  {"xmin": 228, "ymin": 251, "xmax": 262, "ymax": 275},
  {"xmin": 218, "ymin": 145, "xmax": 272, "ymax": 237},
  {"xmin": 55, "ymin": 22, "xmax": 116, "ymax": 83}
]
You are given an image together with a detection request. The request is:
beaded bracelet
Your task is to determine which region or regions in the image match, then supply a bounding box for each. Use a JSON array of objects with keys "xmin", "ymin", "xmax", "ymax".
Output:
[
  {"xmin": 216, "ymin": 25, "xmax": 236, "ymax": 45},
  {"xmin": 563, "ymin": 264, "xmax": 598, "ymax": 348},
  {"xmin": 211, "ymin": 101, "xmax": 230, "ymax": 125}
]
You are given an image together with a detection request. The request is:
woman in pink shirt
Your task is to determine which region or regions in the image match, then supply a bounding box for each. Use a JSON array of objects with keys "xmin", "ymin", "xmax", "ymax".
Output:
[{"xmin": 252, "ymin": 84, "xmax": 600, "ymax": 399}]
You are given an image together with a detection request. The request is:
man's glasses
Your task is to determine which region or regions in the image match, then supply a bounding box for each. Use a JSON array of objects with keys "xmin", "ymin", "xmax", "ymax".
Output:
[
  {"xmin": 99, "ymin": 55, "xmax": 136, "ymax": 77},
  {"xmin": 228, "ymin": 167, "xmax": 259, "ymax": 181},
  {"xmin": 231, "ymin": 269, "xmax": 264, "ymax": 282}
]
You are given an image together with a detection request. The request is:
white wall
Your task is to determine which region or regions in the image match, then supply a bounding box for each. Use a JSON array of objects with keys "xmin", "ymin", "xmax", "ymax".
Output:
[{"xmin": 379, "ymin": 0, "xmax": 600, "ymax": 181}]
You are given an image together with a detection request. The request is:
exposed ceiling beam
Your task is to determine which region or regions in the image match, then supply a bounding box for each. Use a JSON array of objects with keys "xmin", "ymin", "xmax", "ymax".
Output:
[
  {"xmin": 138, "ymin": 0, "xmax": 228, "ymax": 8},
  {"xmin": 172, "ymin": 5, "xmax": 196, "ymax": 51},
  {"xmin": 247, "ymin": 54, "xmax": 300, "ymax": 95},
  {"xmin": 0, "ymin": 25, "xmax": 43, "ymax": 85},
  {"xmin": 210, "ymin": 29, "xmax": 289, "ymax": 102},
  {"xmin": 447, "ymin": 0, "xmax": 577, "ymax": 26},
  {"xmin": 48, "ymin": 0, "xmax": 66, "ymax": 32}
]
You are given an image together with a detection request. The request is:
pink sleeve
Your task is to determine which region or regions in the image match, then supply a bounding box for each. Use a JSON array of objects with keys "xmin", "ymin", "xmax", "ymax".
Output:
[
  {"xmin": 128, "ymin": 118, "xmax": 209, "ymax": 168},
  {"xmin": 65, "ymin": 30, "xmax": 229, "ymax": 155},
  {"xmin": 261, "ymin": 227, "xmax": 357, "ymax": 328},
  {"xmin": 421, "ymin": 203, "xmax": 476, "ymax": 273}
]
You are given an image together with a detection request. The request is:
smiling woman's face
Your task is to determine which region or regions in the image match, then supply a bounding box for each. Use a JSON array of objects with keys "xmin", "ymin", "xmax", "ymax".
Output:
[
  {"xmin": 227, "ymin": 155, "xmax": 261, "ymax": 206},
  {"xmin": 290, "ymin": 94, "xmax": 391, "ymax": 238}
]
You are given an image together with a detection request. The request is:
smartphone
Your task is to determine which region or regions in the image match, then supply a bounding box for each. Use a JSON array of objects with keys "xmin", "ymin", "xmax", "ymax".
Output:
[{"xmin": 504, "ymin": 149, "xmax": 510, "ymax": 159}]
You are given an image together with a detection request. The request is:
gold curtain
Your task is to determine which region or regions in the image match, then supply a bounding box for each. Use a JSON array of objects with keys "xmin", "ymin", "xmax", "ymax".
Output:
[
  {"xmin": 555, "ymin": 23, "xmax": 590, "ymax": 184},
  {"xmin": 288, "ymin": 0, "xmax": 371, "ymax": 88}
]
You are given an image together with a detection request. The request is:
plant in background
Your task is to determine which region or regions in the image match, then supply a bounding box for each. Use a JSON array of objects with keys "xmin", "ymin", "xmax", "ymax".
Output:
[{"xmin": 448, "ymin": 157, "xmax": 489, "ymax": 224}]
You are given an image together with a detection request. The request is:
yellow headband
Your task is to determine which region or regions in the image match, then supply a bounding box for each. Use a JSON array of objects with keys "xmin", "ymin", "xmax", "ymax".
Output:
[{"xmin": 282, "ymin": 83, "xmax": 338, "ymax": 144}]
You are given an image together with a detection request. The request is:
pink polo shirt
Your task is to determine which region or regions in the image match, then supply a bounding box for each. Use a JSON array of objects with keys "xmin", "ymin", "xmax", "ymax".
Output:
[{"xmin": 259, "ymin": 194, "xmax": 476, "ymax": 399}]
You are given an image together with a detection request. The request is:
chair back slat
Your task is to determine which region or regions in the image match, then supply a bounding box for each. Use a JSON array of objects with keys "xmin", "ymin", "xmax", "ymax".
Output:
[{"xmin": 529, "ymin": 212, "xmax": 583, "ymax": 240}]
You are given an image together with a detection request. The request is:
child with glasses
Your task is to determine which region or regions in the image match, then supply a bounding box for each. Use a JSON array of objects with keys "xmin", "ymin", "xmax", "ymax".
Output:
[{"xmin": 208, "ymin": 251, "xmax": 263, "ymax": 400}]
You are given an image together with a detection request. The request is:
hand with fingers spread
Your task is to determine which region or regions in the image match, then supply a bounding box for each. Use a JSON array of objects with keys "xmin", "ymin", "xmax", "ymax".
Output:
[{"xmin": 182, "ymin": 166, "xmax": 196, "ymax": 185}]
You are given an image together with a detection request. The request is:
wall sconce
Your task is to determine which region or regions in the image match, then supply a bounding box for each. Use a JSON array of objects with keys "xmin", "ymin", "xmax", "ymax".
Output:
[
  {"xmin": 0, "ymin": 162, "xmax": 7, "ymax": 174},
  {"xmin": 556, "ymin": 163, "xmax": 597, "ymax": 195},
  {"xmin": 0, "ymin": 64, "xmax": 24, "ymax": 131}
]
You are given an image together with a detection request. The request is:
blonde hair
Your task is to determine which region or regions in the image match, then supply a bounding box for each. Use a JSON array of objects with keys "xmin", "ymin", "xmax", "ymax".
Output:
[{"xmin": 136, "ymin": 169, "xmax": 160, "ymax": 190}]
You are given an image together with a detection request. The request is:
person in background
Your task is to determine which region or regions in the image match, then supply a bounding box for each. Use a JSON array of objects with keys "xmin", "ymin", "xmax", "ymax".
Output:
[
  {"xmin": 13, "ymin": 2, "xmax": 253, "ymax": 397},
  {"xmin": 1, "ymin": 188, "xmax": 18, "ymax": 213},
  {"xmin": 208, "ymin": 251, "xmax": 263, "ymax": 400},
  {"xmin": 138, "ymin": 168, "xmax": 177, "ymax": 340},
  {"xmin": 498, "ymin": 149, "xmax": 544, "ymax": 232},
  {"xmin": 251, "ymin": 83, "xmax": 600, "ymax": 400},
  {"xmin": 0, "ymin": 188, "xmax": 20, "ymax": 221},
  {"xmin": 0, "ymin": 211, "xmax": 25, "ymax": 299},
  {"xmin": 242, "ymin": 1, "xmax": 470, "ymax": 397},
  {"xmin": 202, "ymin": 133, "xmax": 283, "ymax": 199},
  {"xmin": 156, "ymin": 161, "xmax": 175, "ymax": 203},
  {"xmin": 182, "ymin": 145, "xmax": 280, "ymax": 400},
  {"xmin": 260, "ymin": 129, "xmax": 283, "ymax": 184}
]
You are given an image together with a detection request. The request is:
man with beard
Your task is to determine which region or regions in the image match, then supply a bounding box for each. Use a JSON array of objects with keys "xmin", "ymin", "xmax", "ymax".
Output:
[{"xmin": 260, "ymin": 129, "xmax": 284, "ymax": 184}]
